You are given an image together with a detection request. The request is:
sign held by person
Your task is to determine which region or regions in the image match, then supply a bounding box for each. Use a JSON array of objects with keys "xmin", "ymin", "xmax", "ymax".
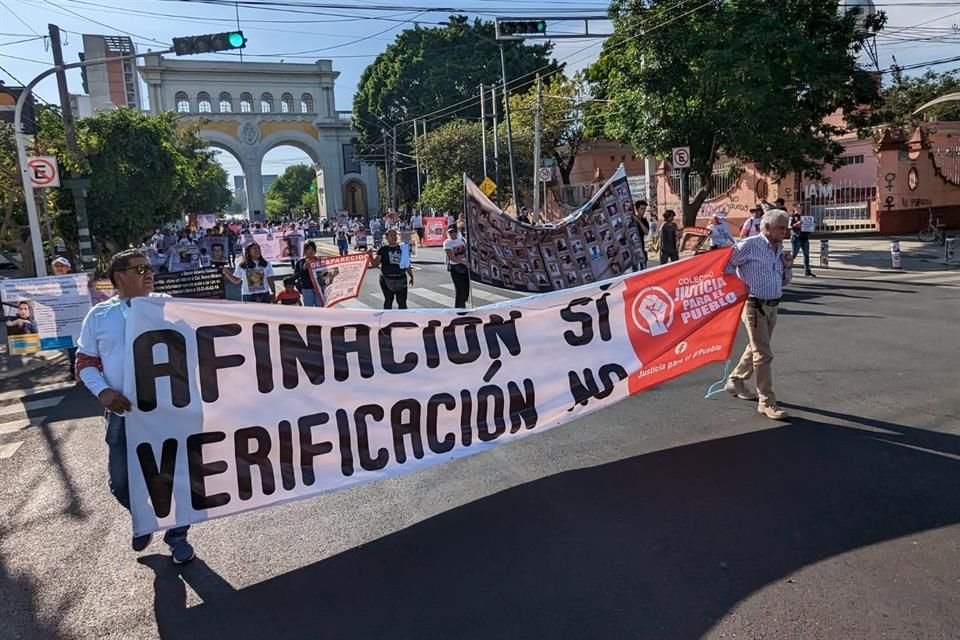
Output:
[
  {"xmin": 1, "ymin": 274, "xmax": 91, "ymax": 354},
  {"xmin": 122, "ymin": 249, "xmax": 747, "ymax": 535}
]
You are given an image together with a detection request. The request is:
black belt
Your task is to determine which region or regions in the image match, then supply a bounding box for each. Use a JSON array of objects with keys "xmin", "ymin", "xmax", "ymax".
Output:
[{"xmin": 748, "ymin": 297, "xmax": 781, "ymax": 307}]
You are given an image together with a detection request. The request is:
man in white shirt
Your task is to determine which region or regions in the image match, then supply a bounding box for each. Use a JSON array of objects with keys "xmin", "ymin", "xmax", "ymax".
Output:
[
  {"xmin": 76, "ymin": 249, "xmax": 195, "ymax": 565},
  {"xmin": 443, "ymin": 226, "xmax": 470, "ymax": 308}
]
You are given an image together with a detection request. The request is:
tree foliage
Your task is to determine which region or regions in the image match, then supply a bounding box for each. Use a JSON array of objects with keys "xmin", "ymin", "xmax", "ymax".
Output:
[
  {"xmin": 509, "ymin": 74, "xmax": 589, "ymax": 185},
  {"xmin": 353, "ymin": 15, "xmax": 560, "ymax": 208},
  {"xmin": 588, "ymin": 0, "xmax": 886, "ymax": 225},
  {"xmin": 1, "ymin": 107, "xmax": 236, "ymax": 273},
  {"xmin": 264, "ymin": 164, "xmax": 316, "ymax": 219},
  {"xmin": 416, "ymin": 119, "xmax": 534, "ymax": 211},
  {"xmin": 877, "ymin": 68, "xmax": 960, "ymax": 128}
]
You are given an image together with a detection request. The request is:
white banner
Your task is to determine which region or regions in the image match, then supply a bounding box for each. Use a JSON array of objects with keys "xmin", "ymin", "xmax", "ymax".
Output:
[
  {"xmin": 123, "ymin": 250, "xmax": 748, "ymax": 535},
  {"xmin": 1, "ymin": 274, "xmax": 91, "ymax": 354}
]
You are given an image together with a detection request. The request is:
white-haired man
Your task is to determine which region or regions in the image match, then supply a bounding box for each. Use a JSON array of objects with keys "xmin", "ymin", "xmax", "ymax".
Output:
[{"xmin": 724, "ymin": 209, "xmax": 793, "ymax": 419}]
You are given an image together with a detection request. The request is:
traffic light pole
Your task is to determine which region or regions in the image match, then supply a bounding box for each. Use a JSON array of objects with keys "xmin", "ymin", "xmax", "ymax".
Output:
[
  {"xmin": 13, "ymin": 45, "xmax": 174, "ymax": 276},
  {"xmin": 499, "ymin": 44, "xmax": 519, "ymax": 213}
]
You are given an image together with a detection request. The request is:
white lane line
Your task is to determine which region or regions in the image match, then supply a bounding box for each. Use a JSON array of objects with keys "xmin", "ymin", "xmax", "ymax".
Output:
[
  {"xmin": 406, "ymin": 288, "xmax": 455, "ymax": 308},
  {"xmin": 0, "ymin": 441, "xmax": 24, "ymax": 459},
  {"xmin": 338, "ymin": 298, "xmax": 376, "ymax": 310},
  {"xmin": 436, "ymin": 283, "xmax": 517, "ymax": 303},
  {"xmin": 0, "ymin": 381, "xmax": 76, "ymax": 403},
  {"xmin": 0, "ymin": 396, "xmax": 63, "ymax": 418},
  {"xmin": 0, "ymin": 419, "xmax": 41, "ymax": 436}
]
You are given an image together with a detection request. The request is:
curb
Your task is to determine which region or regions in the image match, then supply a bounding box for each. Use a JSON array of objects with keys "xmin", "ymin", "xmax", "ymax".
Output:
[{"xmin": 0, "ymin": 351, "xmax": 68, "ymax": 382}]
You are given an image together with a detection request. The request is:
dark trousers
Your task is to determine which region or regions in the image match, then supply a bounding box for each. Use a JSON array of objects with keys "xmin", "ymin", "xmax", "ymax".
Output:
[
  {"xmin": 791, "ymin": 235, "xmax": 812, "ymax": 273},
  {"xmin": 660, "ymin": 250, "xmax": 679, "ymax": 264},
  {"xmin": 450, "ymin": 268, "xmax": 470, "ymax": 308},
  {"xmin": 379, "ymin": 276, "xmax": 408, "ymax": 309},
  {"xmin": 243, "ymin": 292, "xmax": 272, "ymax": 303},
  {"xmin": 106, "ymin": 413, "xmax": 189, "ymax": 546}
]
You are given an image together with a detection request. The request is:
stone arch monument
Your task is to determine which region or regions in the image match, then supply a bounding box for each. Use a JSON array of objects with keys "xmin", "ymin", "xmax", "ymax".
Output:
[{"xmin": 139, "ymin": 54, "xmax": 379, "ymax": 220}]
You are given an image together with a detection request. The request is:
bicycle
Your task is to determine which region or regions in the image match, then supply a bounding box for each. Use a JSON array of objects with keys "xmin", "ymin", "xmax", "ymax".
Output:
[{"xmin": 918, "ymin": 209, "xmax": 946, "ymax": 244}]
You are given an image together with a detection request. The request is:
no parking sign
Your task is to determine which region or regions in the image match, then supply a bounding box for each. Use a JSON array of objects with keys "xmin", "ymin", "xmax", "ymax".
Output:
[{"xmin": 27, "ymin": 156, "xmax": 60, "ymax": 188}]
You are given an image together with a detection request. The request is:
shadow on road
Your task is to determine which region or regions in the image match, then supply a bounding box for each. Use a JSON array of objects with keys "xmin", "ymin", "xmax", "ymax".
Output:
[{"xmin": 140, "ymin": 414, "xmax": 960, "ymax": 640}]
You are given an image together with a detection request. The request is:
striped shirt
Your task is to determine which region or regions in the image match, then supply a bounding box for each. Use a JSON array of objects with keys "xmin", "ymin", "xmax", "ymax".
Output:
[{"xmin": 726, "ymin": 234, "xmax": 792, "ymax": 300}]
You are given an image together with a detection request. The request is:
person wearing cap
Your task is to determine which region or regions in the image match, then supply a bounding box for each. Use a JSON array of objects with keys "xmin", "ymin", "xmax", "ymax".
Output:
[
  {"xmin": 741, "ymin": 206, "xmax": 764, "ymax": 238},
  {"xmin": 51, "ymin": 257, "xmax": 79, "ymax": 380},
  {"xmin": 707, "ymin": 214, "xmax": 735, "ymax": 249}
]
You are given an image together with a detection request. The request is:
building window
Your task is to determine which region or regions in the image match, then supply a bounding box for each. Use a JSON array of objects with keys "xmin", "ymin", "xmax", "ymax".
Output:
[
  {"xmin": 281, "ymin": 92, "xmax": 294, "ymax": 113},
  {"xmin": 300, "ymin": 93, "xmax": 314, "ymax": 113},
  {"xmin": 175, "ymin": 91, "xmax": 190, "ymax": 113},
  {"xmin": 197, "ymin": 92, "xmax": 212, "ymax": 113},
  {"xmin": 240, "ymin": 92, "xmax": 253, "ymax": 113},
  {"xmin": 219, "ymin": 92, "xmax": 232, "ymax": 113},
  {"xmin": 838, "ymin": 154, "xmax": 865, "ymax": 166},
  {"xmin": 260, "ymin": 93, "xmax": 274, "ymax": 113}
]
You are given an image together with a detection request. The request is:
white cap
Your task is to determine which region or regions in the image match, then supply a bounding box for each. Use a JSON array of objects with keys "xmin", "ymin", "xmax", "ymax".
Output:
[{"xmin": 51, "ymin": 256, "xmax": 71, "ymax": 268}]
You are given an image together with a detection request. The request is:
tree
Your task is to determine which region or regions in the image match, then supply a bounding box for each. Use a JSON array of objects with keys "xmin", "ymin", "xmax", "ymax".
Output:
[
  {"xmin": 876, "ymin": 68, "xmax": 960, "ymax": 128},
  {"xmin": 417, "ymin": 119, "xmax": 534, "ymax": 211},
  {"xmin": 588, "ymin": 0, "xmax": 885, "ymax": 226},
  {"xmin": 176, "ymin": 124, "xmax": 232, "ymax": 214},
  {"xmin": 264, "ymin": 164, "xmax": 316, "ymax": 219},
  {"xmin": 509, "ymin": 74, "xmax": 588, "ymax": 185},
  {"xmin": 354, "ymin": 15, "xmax": 560, "ymax": 208}
]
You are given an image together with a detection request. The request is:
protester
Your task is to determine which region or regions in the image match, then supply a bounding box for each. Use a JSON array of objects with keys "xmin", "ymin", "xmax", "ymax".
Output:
[
  {"xmin": 335, "ymin": 226, "xmax": 349, "ymax": 256},
  {"xmin": 75, "ymin": 249, "xmax": 194, "ymax": 564},
  {"xmin": 294, "ymin": 241, "xmax": 322, "ymax": 307},
  {"xmin": 443, "ymin": 226, "xmax": 470, "ymax": 308},
  {"xmin": 411, "ymin": 213, "xmax": 423, "ymax": 242},
  {"xmin": 276, "ymin": 277, "xmax": 303, "ymax": 306},
  {"xmin": 51, "ymin": 256, "xmax": 79, "ymax": 379},
  {"xmin": 740, "ymin": 206, "xmax": 764, "ymax": 238},
  {"xmin": 724, "ymin": 209, "xmax": 794, "ymax": 420},
  {"xmin": 789, "ymin": 204, "xmax": 815, "ymax": 277},
  {"xmin": 516, "ymin": 207, "xmax": 531, "ymax": 225},
  {"xmin": 222, "ymin": 243, "xmax": 275, "ymax": 303},
  {"xmin": 707, "ymin": 214, "xmax": 735, "ymax": 249},
  {"xmin": 368, "ymin": 229, "xmax": 414, "ymax": 309},
  {"xmin": 659, "ymin": 210, "xmax": 680, "ymax": 263},
  {"xmin": 634, "ymin": 200, "xmax": 651, "ymax": 267}
]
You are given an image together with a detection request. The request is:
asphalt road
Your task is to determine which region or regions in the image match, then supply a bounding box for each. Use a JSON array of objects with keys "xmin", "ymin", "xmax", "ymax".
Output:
[{"xmin": 1, "ymin": 255, "xmax": 959, "ymax": 640}]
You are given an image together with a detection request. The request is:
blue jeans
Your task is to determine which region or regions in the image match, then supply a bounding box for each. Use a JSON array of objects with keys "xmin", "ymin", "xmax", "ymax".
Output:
[
  {"xmin": 242, "ymin": 292, "xmax": 272, "ymax": 303},
  {"xmin": 791, "ymin": 235, "xmax": 811, "ymax": 273},
  {"xmin": 301, "ymin": 289, "xmax": 321, "ymax": 307},
  {"xmin": 337, "ymin": 240, "xmax": 349, "ymax": 256},
  {"xmin": 106, "ymin": 413, "xmax": 189, "ymax": 546}
]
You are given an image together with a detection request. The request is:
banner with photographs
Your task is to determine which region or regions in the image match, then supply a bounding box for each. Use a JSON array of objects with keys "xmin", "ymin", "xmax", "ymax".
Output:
[
  {"xmin": 306, "ymin": 254, "xmax": 370, "ymax": 307},
  {"xmin": 153, "ymin": 268, "xmax": 225, "ymax": 300},
  {"xmin": 464, "ymin": 166, "xmax": 646, "ymax": 293},
  {"xmin": 242, "ymin": 232, "xmax": 304, "ymax": 262},
  {"xmin": 1, "ymin": 274, "xmax": 92, "ymax": 354},
  {"xmin": 422, "ymin": 216, "xmax": 449, "ymax": 247},
  {"xmin": 167, "ymin": 245, "xmax": 201, "ymax": 273},
  {"xmin": 196, "ymin": 214, "xmax": 217, "ymax": 230},
  {"xmin": 198, "ymin": 236, "xmax": 231, "ymax": 265}
]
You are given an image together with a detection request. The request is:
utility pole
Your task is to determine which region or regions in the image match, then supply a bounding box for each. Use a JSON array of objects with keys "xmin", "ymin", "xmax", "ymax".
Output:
[
  {"xmin": 49, "ymin": 24, "xmax": 94, "ymax": 272},
  {"xmin": 499, "ymin": 44, "xmax": 519, "ymax": 212},
  {"xmin": 479, "ymin": 83, "xmax": 488, "ymax": 179},
  {"xmin": 491, "ymin": 85, "xmax": 501, "ymax": 207},
  {"xmin": 391, "ymin": 123, "xmax": 398, "ymax": 211},
  {"xmin": 382, "ymin": 128, "xmax": 390, "ymax": 212},
  {"xmin": 414, "ymin": 118, "xmax": 422, "ymax": 207},
  {"xmin": 532, "ymin": 74, "xmax": 542, "ymax": 221}
]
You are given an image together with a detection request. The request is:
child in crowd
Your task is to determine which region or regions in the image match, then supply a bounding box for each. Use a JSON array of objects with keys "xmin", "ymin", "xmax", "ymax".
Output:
[{"xmin": 276, "ymin": 276, "xmax": 303, "ymax": 306}]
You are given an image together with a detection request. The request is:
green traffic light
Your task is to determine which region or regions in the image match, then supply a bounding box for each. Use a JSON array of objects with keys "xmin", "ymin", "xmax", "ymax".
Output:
[
  {"xmin": 537, "ymin": 21, "xmax": 546, "ymax": 33},
  {"xmin": 228, "ymin": 32, "xmax": 244, "ymax": 48}
]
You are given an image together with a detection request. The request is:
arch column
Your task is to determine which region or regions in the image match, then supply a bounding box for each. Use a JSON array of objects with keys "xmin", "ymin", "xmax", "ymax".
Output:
[{"xmin": 242, "ymin": 159, "xmax": 265, "ymax": 220}]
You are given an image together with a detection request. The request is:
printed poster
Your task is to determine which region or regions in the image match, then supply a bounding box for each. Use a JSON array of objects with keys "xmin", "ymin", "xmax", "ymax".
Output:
[
  {"xmin": 679, "ymin": 228, "xmax": 711, "ymax": 257},
  {"xmin": 1, "ymin": 274, "xmax": 92, "ymax": 354},
  {"xmin": 167, "ymin": 245, "xmax": 201, "ymax": 273},
  {"xmin": 306, "ymin": 254, "xmax": 370, "ymax": 307},
  {"xmin": 198, "ymin": 236, "xmax": 230, "ymax": 265},
  {"xmin": 464, "ymin": 165, "xmax": 646, "ymax": 293},
  {"xmin": 422, "ymin": 216, "xmax": 449, "ymax": 247}
]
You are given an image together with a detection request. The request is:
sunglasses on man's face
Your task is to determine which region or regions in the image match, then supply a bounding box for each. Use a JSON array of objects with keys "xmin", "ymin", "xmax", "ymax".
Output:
[{"xmin": 119, "ymin": 264, "xmax": 153, "ymax": 275}]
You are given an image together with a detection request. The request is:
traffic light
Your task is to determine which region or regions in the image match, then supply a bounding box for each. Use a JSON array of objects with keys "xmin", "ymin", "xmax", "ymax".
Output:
[
  {"xmin": 173, "ymin": 31, "xmax": 246, "ymax": 56},
  {"xmin": 498, "ymin": 20, "xmax": 547, "ymax": 37}
]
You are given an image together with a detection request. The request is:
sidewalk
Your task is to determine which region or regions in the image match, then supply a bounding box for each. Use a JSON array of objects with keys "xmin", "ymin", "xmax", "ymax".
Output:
[{"xmin": 807, "ymin": 235, "xmax": 958, "ymax": 275}]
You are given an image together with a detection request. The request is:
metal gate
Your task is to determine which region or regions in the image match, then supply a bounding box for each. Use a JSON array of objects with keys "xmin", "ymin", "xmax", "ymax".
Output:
[{"xmin": 799, "ymin": 180, "xmax": 877, "ymax": 232}]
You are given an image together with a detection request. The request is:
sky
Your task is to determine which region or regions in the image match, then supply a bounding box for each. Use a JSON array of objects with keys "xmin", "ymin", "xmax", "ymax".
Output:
[{"xmin": 2, "ymin": 0, "xmax": 960, "ymax": 183}]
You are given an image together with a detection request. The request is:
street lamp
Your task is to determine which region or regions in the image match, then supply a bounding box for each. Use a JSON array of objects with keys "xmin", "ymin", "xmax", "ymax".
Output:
[
  {"xmin": 14, "ymin": 32, "xmax": 245, "ymax": 276},
  {"xmin": 438, "ymin": 22, "xmax": 519, "ymax": 212}
]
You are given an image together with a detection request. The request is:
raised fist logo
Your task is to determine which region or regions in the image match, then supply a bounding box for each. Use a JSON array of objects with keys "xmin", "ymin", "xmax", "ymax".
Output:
[{"xmin": 630, "ymin": 286, "xmax": 675, "ymax": 336}]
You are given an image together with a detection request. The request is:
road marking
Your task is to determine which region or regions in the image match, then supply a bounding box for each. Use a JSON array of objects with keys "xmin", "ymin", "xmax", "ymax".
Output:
[
  {"xmin": 0, "ymin": 441, "xmax": 24, "ymax": 459},
  {"xmin": 0, "ymin": 396, "xmax": 63, "ymax": 418},
  {"xmin": 406, "ymin": 288, "xmax": 458, "ymax": 308},
  {"xmin": 0, "ymin": 419, "xmax": 39, "ymax": 435},
  {"xmin": 338, "ymin": 298, "xmax": 376, "ymax": 310},
  {"xmin": 0, "ymin": 381, "xmax": 76, "ymax": 403},
  {"xmin": 436, "ymin": 283, "xmax": 516, "ymax": 303}
]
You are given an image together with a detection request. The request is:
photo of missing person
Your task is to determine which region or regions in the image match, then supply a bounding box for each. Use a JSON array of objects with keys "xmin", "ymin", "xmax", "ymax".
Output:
[
  {"xmin": 503, "ymin": 271, "xmax": 513, "ymax": 286},
  {"xmin": 585, "ymin": 229, "xmax": 596, "ymax": 244},
  {"xmin": 590, "ymin": 245, "xmax": 603, "ymax": 261},
  {"xmin": 607, "ymin": 245, "xmax": 618, "ymax": 259},
  {"xmin": 542, "ymin": 246, "xmax": 553, "ymax": 259},
  {"xmin": 4, "ymin": 300, "xmax": 38, "ymax": 335},
  {"xmin": 549, "ymin": 262, "xmax": 560, "ymax": 276},
  {"xmin": 566, "ymin": 271, "xmax": 578, "ymax": 284},
  {"xmin": 612, "ymin": 215, "xmax": 623, "ymax": 231},
  {"xmin": 577, "ymin": 256, "xmax": 589, "ymax": 271},
  {"xmin": 556, "ymin": 239, "xmax": 568, "ymax": 252},
  {"xmin": 606, "ymin": 204, "xmax": 619, "ymax": 217},
  {"xmin": 209, "ymin": 242, "xmax": 227, "ymax": 264},
  {"xmin": 536, "ymin": 274, "xmax": 548, "ymax": 287},
  {"xmin": 245, "ymin": 267, "xmax": 268, "ymax": 293},
  {"xmin": 554, "ymin": 279, "xmax": 564, "ymax": 289},
  {"xmin": 572, "ymin": 239, "xmax": 585, "ymax": 255},
  {"xmin": 611, "ymin": 262, "xmax": 622, "ymax": 276}
]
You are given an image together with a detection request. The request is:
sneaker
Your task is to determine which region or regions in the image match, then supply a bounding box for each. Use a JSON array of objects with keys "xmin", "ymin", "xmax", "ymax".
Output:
[
  {"xmin": 724, "ymin": 377, "xmax": 758, "ymax": 401},
  {"xmin": 170, "ymin": 541, "xmax": 195, "ymax": 565},
  {"xmin": 758, "ymin": 404, "xmax": 789, "ymax": 420},
  {"xmin": 805, "ymin": 271, "xmax": 816, "ymax": 278},
  {"xmin": 132, "ymin": 534, "xmax": 153, "ymax": 552}
]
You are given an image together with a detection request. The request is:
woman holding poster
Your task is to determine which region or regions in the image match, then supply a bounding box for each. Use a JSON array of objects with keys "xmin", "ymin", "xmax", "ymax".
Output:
[
  {"xmin": 293, "ymin": 241, "xmax": 322, "ymax": 307},
  {"xmin": 222, "ymin": 243, "xmax": 275, "ymax": 303},
  {"xmin": 368, "ymin": 229, "xmax": 413, "ymax": 309}
]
